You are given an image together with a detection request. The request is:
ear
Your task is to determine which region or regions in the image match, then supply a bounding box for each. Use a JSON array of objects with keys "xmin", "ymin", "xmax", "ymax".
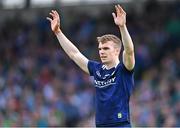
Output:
[{"xmin": 115, "ymin": 48, "xmax": 120, "ymax": 56}]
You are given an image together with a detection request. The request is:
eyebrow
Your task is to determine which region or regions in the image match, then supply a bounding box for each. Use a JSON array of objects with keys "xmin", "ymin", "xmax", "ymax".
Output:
[{"xmin": 98, "ymin": 47, "xmax": 110, "ymax": 50}]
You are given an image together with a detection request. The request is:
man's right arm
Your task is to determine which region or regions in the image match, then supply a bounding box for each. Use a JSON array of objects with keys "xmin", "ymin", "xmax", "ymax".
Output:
[
  {"xmin": 47, "ymin": 10, "xmax": 89, "ymax": 74},
  {"xmin": 55, "ymin": 31, "xmax": 89, "ymax": 74}
]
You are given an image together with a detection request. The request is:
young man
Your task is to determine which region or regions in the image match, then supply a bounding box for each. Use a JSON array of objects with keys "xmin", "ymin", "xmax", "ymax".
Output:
[{"xmin": 47, "ymin": 5, "xmax": 135, "ymax": 127}]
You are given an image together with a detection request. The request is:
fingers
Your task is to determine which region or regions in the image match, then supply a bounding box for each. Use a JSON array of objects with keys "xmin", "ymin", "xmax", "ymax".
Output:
[
  {"xmin": 115, "ymin": 5, "xmax": 120, "ymax": 14},
  {"xmin": 115, "ymin": 4, "xmax": 126, "ymax": 14},
  {"xmin": 52, "ymin": 10, "xmax": 60, "ymax": 19},
  {"xmin": 50, "ymin": 10, "xmax": 56, "ymax": 18},
  {"xmin": 112, "ymin": 12, "xmax": 116, "ymax": 19},
  {"xmin": 117, "ymin": 5, "xmax": 123, "ymax": 12},
  {"xmin": 48, "ymin": 10, "xmax": 59, "ymax": 19},
  {"xmin": 54, "ymin": 10, "xmax": 60, "ymax": 18},
  {"xmin": 46, "ymin": 10, "xmax": 56, "ymax": 22},
  {"xmin": 117, "ymin": 5, "xmax": 126, "ymax": 14},
  {"xmin": 49, "ymin": 12, "xmax": 55, "ymax": 18},
  {"xmin": 46, "ymin": 17, "xmax": 52, "ymax": 22}
]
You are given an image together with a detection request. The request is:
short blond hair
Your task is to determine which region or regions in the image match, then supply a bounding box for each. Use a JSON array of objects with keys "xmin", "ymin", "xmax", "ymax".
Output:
[{"xmin": 97, "ymin": 34, "xmax": 122, "ymax": 49}]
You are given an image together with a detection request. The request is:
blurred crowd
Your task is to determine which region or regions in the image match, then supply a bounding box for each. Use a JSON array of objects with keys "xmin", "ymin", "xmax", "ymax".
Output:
[{"xmin": 0, "ymin": 1, "xmax": 179, "ymax": 127}]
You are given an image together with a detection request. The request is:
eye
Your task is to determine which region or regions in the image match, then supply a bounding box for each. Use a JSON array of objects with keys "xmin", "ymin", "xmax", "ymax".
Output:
[
  {"xmin": 103, "ymin": 47, "xmax": 109, "ymax": 50},
  {"xmin": 98, "ymin": 48, "xmax": 101, "ymax": 50}
]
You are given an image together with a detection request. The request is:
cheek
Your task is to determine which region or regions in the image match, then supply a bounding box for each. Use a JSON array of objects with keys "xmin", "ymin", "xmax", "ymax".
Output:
[
  {"xmin": 107, "ymin": 51, "xmax": 114, "ymax": 58},
  {"xmin": 110, "ymin": 52, "xmax": 117, "ymax": 59}
]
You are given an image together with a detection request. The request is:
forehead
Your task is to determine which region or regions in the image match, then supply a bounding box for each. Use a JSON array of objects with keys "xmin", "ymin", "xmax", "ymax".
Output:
[{"xmin": 98, "ymin": 41, "xmax": 114, "ymax": 48}]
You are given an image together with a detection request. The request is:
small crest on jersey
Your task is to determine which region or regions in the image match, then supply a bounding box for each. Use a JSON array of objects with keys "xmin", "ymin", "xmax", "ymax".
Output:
[{"xmin": 118, "ymin": 112, "xmax": 122, "ymax": 118}]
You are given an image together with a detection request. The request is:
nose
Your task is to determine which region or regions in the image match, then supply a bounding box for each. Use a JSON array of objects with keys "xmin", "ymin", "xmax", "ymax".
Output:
[{"xmin": 99, "ymin": 49, "xmax": 104, "ymax": 55}]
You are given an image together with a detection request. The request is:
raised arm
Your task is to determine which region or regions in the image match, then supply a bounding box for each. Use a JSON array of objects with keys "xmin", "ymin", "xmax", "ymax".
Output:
[
  {"xmin": 112, "ymin": 5, "xmax": 135, "ymax": 71},
  {"xmin": 47, "ymin": 10, "xmax": 89, "ymax": 74}
]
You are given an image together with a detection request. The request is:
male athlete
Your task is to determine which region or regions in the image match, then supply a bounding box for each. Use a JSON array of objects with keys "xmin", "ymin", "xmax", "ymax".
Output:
[{"xmin": 47, "ymin": 5, "xmax": 135, "ymax": 127}]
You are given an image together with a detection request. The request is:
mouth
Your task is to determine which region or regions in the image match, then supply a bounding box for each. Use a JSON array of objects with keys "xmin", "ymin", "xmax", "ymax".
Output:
[{"xmin": 100, "ymin": 56, "xmax": 107, "ymax": 60}]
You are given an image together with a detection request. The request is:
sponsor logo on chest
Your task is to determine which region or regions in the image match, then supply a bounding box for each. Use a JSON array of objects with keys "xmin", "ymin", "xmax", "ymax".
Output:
[{"xmin": 94, "ymin": 77, "xmax": 116, "ymax": 88}]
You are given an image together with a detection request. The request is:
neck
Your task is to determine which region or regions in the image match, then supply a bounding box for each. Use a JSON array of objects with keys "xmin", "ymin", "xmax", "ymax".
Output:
[{"xmin": 105, "ymin": 59, "xmax": 120, "ymax": 69}]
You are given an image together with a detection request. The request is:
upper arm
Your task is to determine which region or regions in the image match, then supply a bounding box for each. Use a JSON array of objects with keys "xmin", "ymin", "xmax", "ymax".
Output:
[
  {"xmin": 123, "ymin": 50, "xmax": 135, "ymax": 71},
  {"xmin": 71, "ymin": 52, "xmax": 90, "ymax": 74}
]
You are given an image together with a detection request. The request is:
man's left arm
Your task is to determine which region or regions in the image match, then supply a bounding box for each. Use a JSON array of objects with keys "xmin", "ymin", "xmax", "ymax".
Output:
[
  {"xmin": 112, "ymin": 5, "xmax": 135, "ymax": 71},
  {"xmin": 120, "ymin": 25, "xmax": 135, "ymax": 71}
]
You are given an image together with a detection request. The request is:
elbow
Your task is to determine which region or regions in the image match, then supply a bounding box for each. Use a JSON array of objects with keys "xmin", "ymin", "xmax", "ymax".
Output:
[{"xmin": 127, "ymin": 62, "xmax": 135, "ymax": 71}]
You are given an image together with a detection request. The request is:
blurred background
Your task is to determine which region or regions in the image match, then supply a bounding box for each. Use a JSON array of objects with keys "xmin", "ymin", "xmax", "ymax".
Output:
[{"xmin": 0, "ymin": 0, "xmax": 179, "ymax": 127}]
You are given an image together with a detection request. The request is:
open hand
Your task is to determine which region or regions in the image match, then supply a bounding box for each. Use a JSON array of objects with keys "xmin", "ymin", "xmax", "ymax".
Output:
[
  {"xmin": 47, "ymin": 10, "xmax": 61, "ymax": 34},
  {"xmin": 112, "ymin": 5, "xmax": 126, "ymax": 27}
]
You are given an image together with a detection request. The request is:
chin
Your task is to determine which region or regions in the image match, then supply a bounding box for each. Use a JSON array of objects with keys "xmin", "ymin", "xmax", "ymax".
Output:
[
  {"xmin": 101, "ymin": 58, "xmax": 110, "ymax": 64},
  {"xmin": 101, "ymin": 60, "xmax": 108, "ymax": 64}
]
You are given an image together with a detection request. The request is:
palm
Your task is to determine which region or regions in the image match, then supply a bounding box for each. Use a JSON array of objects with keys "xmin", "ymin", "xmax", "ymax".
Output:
[
  {"xmin": 114, "ymin": 14, "xmax": 126, "ymax": 26},
  {"xmin": 112, "ymin": 5, "xmax": 126, "ymax": 27},
  {"xmin": 51, "ymin": 18, "xmax": 59, "ymax": 32}
]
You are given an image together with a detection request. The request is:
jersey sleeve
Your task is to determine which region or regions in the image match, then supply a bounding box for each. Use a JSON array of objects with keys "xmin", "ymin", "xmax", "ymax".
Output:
[
  {"xmin": 88, "ymin": 60, "xmax": 99, "ymax": 76},
  {"xmin": 120, "ymin": 61, "xmax": 135, "ymax": 96},
  {"xmin": 122, "ymin": 62, "xmax": 134, "ymax": 74}
]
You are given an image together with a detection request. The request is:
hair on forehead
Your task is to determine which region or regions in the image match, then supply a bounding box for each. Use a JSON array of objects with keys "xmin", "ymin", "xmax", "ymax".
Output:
[{"xmin": 97, "ymin": 34, "xmax": 122, "ymax": 48}]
